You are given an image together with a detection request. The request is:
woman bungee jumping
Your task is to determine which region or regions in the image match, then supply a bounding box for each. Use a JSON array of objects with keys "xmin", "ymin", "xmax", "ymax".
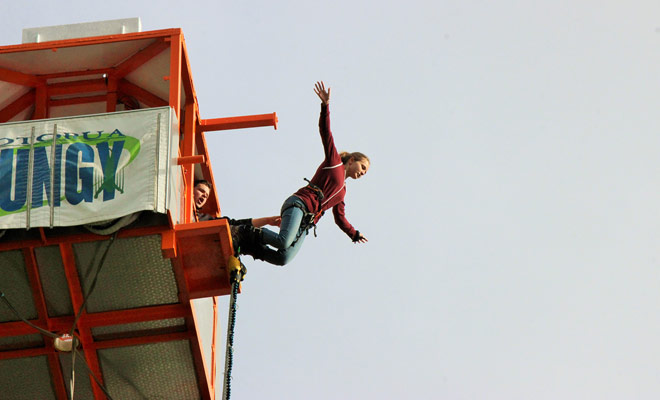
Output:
[{"xmin": 233, "ymin": 81, "xmax": 369, "ymax": 265}]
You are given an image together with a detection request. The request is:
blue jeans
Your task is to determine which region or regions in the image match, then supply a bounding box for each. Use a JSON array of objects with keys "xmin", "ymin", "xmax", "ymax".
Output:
[{"xmin": 259, "ymin": 195, "xmax": 309, "ymax": 266}]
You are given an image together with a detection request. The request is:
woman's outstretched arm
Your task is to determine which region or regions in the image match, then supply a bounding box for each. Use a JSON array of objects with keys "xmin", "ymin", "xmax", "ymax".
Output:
[{"xmin": 313, "ymin": 81, "xmax": 340, "ymax": 164}]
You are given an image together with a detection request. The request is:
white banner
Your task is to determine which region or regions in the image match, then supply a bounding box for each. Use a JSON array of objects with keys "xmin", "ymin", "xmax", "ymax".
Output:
[{"xmin": 0, "ymin": 107, "xmax": 179, "ymax": 229}]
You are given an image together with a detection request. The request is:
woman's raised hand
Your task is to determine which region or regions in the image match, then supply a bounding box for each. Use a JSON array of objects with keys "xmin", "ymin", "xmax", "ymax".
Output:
[{"xmin": 314, "ymin": 81, "xmax": 331, "ymax": 105}]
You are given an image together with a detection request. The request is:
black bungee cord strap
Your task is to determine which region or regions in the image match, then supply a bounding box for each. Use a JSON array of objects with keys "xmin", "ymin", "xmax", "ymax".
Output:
[{"xmin": 222, "ymin": 256, "xmax": 245, "ymax": 400}]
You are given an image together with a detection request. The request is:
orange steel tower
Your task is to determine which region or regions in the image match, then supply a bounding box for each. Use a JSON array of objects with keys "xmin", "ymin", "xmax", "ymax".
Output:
[{"xmin": 0, "ymin": 19, "xmax": 276, "ymax": 399}]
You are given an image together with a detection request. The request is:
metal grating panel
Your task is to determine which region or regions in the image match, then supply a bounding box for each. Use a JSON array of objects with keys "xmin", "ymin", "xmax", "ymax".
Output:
[
  {"xmin": 91, "ymin": 317, "xmax": 186, "ymax": 339},
  {"xmin": 73, "ymin": 235, "xmax": 179, "ymax": 313},
  {"xmin": 0, "ymin": 356, "xmax": 57, "ymax": 399},
  {"xmin": 0, "ymin": 333, "xmax": 43, "ymax": 351},
  {"xmin": 34, "ymin": 245, "xmax": 74, "ymax": 317},
  {"xmin": 0, "ymin": 250, "xmax": 37, "ymax": 322},
  {"xmin": 59, "ymin": 352, "xmax": 94, "ymax": 399},
  {"xmin": 99, "ymin": 341, "xmax": 200, "ymax": 399}
]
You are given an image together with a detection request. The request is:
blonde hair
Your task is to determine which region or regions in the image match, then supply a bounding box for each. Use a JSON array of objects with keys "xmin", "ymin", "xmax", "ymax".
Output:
[{"xmin": 340, "ymin": 151, "xmax": 370, "ymax": 165}]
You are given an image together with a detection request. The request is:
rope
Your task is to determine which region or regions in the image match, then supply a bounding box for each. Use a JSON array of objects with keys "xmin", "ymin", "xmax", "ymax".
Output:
[
  {"xmin": 83, "ymin": 212, "xmax": 140, "ymax": 235},
  {"xmin": 73, "ymin": 345, "xmax": 115, "ymax": 400},
  {"xmin": 69, "ymin": 231, "xmax": 118, "ymax": 400},
  {"xmin": 222, "ymin": 274, "xmax": 241, "ymax": 400},
  {"xmin": 0, "ymin": 292, "xmax": 58, "ymax": 338},
  {"xmin": 70, "ymin": 232, "xmax": 118, "ymax": 335}
]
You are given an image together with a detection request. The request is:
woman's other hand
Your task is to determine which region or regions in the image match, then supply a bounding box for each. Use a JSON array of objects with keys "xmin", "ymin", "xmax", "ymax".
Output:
[{"xmin": 354, "ymin": 232, "xmax": 368, "ymax": 244}]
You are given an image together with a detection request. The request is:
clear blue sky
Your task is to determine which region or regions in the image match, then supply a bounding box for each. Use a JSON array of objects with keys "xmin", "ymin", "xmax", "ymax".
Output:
[{"xmin": 4, "ymin": 1, "xmax": 660, "ymax": 399}]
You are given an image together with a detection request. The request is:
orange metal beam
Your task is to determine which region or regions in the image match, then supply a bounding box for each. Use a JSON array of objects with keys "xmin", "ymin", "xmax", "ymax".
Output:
[
  {"xmin": 60, "ymin": 243, "xmax": 108, "ymax": 400},
  {"xmin": 167, "ymin": 249, "xmax": 213, "ymax": 399},
  {"xmin": 48, "ymin": 78, "xmax": 107, "ymax": 96},
  {"xmin": 38, "ymin": 227, "xmax": 48, "ymax": 243},
  {"xmin": 187, "ymin": 301, "xmax": 213, "ymax": 400},
  {"xmin": 181, "ymin": 102, "xmax": 196, "ymax": 224},
  {"xmin": 49, "ymin": 94, "xmax": 107, "ymax": 108},
  {"xmin": 210, "ymin": 296, "xmax": 218, "ymax": 398},
  {"xmin": 0, "ymin": 303, "xmax": 190, "ymax": 338},
  {"xmin": 39, "ymin": 68, "xmax": 114, "ymax": 81},
  {"xmin": 0, "ymin": 347, "xmax": 50, "ymax": 360},
  {"xmin": 0, "ymin": 320, "xmax": 49, "ymax": 337},
  {"xmin": 0, "ymin": 89, "xmax": 35, "ymax": 123},
  {"xmin": 33, "ymin": 84, "xmax": 47, "ymax": 119},
  {"xmin": 180, "ymin": 33, "xmax": 218, "ymax": 218},
  {"xmin": 161, "ymin": 229, "xmax": 177, "ymax": 259},
  {"xmin": 112, "ymin": 38, "xmax": 170, "ymax": 79},
  {"xmin": 0, "ymin": 66, "xmax": 40, "ymax": 86},
  {"xmin": 177, "ymin": 155, "xmax": 206, "ymax": 165},
  {"xmin": 167, "ymin": 33, "xmax": 182, "ymax": 120},
  {"xmin": 82, "ymin": 304, "xmax": 190, "ymax": 327},
  {"xmin": 0, "ymin": 225, "xmax": 171, "ymax": 252},
  {"xmin": 117, "ymin": 79, "xmax": 168, "ymax": 107},
  {"xmin": 194, "ymin": 129, "xmax": 220, "ymax": 217},
  {"xmin": 105, "ymin": 77, "xmax": 117, "ymax": 112},
  {"xmin": 174, "ymin": 218, "xmax": 230, "ymax": 238},
  {"xmin": 0, "ymin": 317, "xmax": 73, "ymax": 337},
  {"xmin": 23, "ymin": 248, "xmax": 68, "ymax": 400},
  {"xmin": 23, "ymin": 248, "xmax": 53, "ymax": 331},
  {"xmin": 198, "ymin": 113, "xmax": 278, "ymax": 132},
  {"xmin": 180, "ymin": 36, "xmax": 196, "ymax": 101},
  {"xmin": 89, "ymin": 331, "xmax": 193, "ymax": 350},
  {"xmin": 168, "ymin": 256, "xmax": 212, "ymax": 400}
]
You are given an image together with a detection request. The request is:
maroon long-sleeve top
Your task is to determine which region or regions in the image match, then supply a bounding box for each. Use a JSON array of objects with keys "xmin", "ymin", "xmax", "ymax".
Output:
[{"xmin": 293, "ymin": 104, "xmax": 357, "ymax": 240}]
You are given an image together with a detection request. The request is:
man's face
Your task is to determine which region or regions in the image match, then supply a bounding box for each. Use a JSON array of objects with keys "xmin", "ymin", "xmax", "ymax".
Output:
[{"xmin": 194, "ymin": 183, "xmax": 210, "ymax": 209}]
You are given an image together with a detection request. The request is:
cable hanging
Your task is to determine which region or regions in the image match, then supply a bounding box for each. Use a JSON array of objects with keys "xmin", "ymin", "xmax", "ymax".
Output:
[
  {"xmin": 73, "ymin": 345, "xmax": 115, "ymax": 400},
  {"xmin": 69, "ymin": 231, "xmax": 119, "ymax": 400},
  {"xmin": 0, "ymin": 292, "xmax": 58, "ymax": 339},
  {"xmin": 70, "ymin": 231, "xmax": 118, "ymax": 335}
]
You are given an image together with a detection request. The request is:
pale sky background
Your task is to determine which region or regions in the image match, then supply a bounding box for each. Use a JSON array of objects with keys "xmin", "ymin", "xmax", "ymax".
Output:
[{"xmin": 4, "ymin": 1, "xmax": 660, "ymax": 399}]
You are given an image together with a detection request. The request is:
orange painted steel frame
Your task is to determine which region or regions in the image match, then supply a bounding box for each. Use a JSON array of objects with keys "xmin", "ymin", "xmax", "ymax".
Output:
[
  {"xmin": 0, "ymin": 28, "xmax": 276, "ymax": 400},
  {"xmin": 0, "ymin": 225, "xmax": 212, "ymax": 400},
  {"xmin": 0, "ymin": 28, "xmax": 279, "ymax": 224}
]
